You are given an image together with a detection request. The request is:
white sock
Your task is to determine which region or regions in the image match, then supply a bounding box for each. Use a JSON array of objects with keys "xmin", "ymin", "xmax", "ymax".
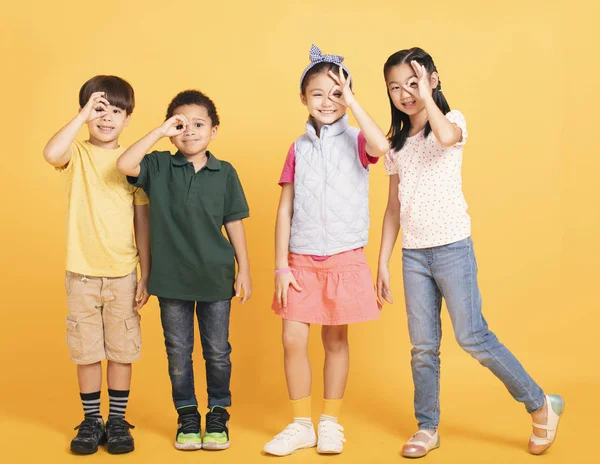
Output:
[
  {"xmin": 293, "ymin": 417, "xmax": 313, "ymax": 428},
  {"xmin": 319, "ymin": 414, "xmax": 338, "ymax": 423}
]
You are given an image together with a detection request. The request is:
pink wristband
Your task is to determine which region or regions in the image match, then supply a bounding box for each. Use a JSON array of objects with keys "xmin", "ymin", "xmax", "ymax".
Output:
[{"xmin": 274, "ymin": 267, "xmax": 291, "ymax": 275}]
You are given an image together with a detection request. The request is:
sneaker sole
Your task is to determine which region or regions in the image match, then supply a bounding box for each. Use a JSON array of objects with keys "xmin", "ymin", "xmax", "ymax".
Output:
[
  {"xmin": 264, "ymin": 439, "xmax": 317, "ymax": 456},
  {"xmin": 202, "ymin": 441, "xmax": 230, "ymax": 450},
  {"xmin": 174, "ymin": 441, "xmax": 203, "ymax": 450},
  {"xmin": 317, "ymin": 447, "xmax": 343, "ymax": 454},
  {"xmin": 107, "ymin": 443, "xmax": 135, "ymax": 454},
  {"xmin": 70, "ymin": 446, "xmax": 99, "ymax": 455},
  {"xmin": 70, "ymin": 435, "xmax": 106, "ymax": 455}
]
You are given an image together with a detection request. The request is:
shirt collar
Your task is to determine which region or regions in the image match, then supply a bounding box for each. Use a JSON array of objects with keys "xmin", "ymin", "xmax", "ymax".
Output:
[
  {"xmin": 305, "ymin": 113, "xmax": 349, "ymax": 141},
  {"xmin": 171, "ymin": 151, "xmax": 222, "ymax": 170}
]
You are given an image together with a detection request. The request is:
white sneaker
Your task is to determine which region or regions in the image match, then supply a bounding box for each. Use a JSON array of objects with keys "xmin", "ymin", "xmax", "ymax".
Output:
[
  {"xmin": 264, "ymin": 422, "xmax": 317, "ymax": 456},
  {"xmin": 317, "ymin": 420, "xmax": 346, "ymax": 454}
]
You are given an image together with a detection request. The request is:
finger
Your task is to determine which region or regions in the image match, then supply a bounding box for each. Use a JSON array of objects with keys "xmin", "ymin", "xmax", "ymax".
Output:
[
  {"xmin": 276, "ymin": 288, "xmax": 282, "ymax": 307},
  {"xmin": 328, "ymin": 70, "xmax": 342, "ymax": 85},
  {"xmin": 241, "ymin": 285, "xmax": 251, "ymax": 304},
  {"xmin": 136, "ymin": 294, "xmax": 150, "ymax": 310},
  {"xmin": 383, "ymin": 285, "xmax": 393, "ymax": 303},
  {"xmin": 411, "ymin": 60, "xmax": 421, "ymax": 77},
  {"xmin": 344, "ymin": 74, "xmax": 352, "ymax": 90},
  {"xmin": 377, "ymin": 283, "xmax": 384, "ymax": 304},
  {"xmin": 328, "ymin": 85, "xmax": 342, "ymax": 99},
  {"xmin": 290, "ymin": 277, "xmax": 302, "ymax": 292},
  {"xmin": 402, "ymin": 85, "xmax": 417, "ymax": 97},
  {"xmin": 235, "ymin": 280, "xmax": 241, "ymax": 297},
  {"xmin": 96, "ymin": 97, "xmax": 110, "ymax": 106},
  {"xmin": 282, "ymin": 288, "xmax": 288, "ymax": 308}
]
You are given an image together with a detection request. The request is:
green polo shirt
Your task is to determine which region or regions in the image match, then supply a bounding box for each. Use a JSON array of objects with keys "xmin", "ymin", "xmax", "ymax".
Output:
[{"xmin": 128, "ymin": 151, "xmax": 249, "ymax": 301}]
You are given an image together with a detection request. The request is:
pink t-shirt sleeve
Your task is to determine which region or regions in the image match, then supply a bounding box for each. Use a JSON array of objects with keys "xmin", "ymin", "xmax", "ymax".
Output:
[
  {"xmin": 357, "ymin": 131, "xmax": 380, "ymax": 168},
  {"xmin": 278, "ymin": 143, "xmax": 296, "ymax": 186}
]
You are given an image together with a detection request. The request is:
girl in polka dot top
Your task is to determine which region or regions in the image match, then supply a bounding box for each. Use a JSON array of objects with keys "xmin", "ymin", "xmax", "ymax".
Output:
[{"xmin": 376, "ymin": 47, "xmax": 564, "ymax": 458}]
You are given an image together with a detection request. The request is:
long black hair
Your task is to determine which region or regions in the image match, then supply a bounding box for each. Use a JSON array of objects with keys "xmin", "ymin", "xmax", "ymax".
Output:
[{"xmin": 383, "ymin": 47, "xmax": 451, "ymax": 152}]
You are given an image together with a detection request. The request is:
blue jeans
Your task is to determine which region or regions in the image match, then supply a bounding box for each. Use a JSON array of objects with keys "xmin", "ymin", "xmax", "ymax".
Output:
[
  {"xmin": 402, "ymin": 237, "xmax": 545, "ymax": 430},
  {"xmin": 158, "ymin": 297, "xmax": 232, "ymax": 410}
]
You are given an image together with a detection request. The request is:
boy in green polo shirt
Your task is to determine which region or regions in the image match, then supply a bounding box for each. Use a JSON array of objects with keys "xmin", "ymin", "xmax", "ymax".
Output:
[{"xmin": 117, "ymin": 90, "xmax": 251, "ymax": 451}]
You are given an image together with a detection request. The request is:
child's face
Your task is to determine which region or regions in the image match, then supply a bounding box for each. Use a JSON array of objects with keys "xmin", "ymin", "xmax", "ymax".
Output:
[
  {"xmin": 300, "ymin": 72, "xmax": 347, "ymax": 129},
  {"xmin": 170, "ymin": 104, "xmax": 217, "ymax": 156},
  {"xmin": 87, "ymin": 104, "xmax": 130, "ymax": 146},
  {"xmin": 386, "ymin": 63, "xmax": 425, "ymax": 116}
]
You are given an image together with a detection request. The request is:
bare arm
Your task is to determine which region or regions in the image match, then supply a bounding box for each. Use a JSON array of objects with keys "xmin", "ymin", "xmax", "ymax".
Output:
[
  {"xmin": 43, "ymin": 92, "xmax": 109, "ymax": 167},
  {"xmin": 377, "ymin": 175, "xmax": 401, "ymax": 304},
  {"xmin": 328, "ymin": 69, "xmax": 389, "ymax": 157},
  {"xmin": 117, "ymin": 115, "xmax": 189, "ymax": 177},
  {"xmin": 274, "ymin": 183, "xmax": 301, "ymax": 307},
  {"xmin": 406, "ymin": 61, "xmax": 462, "ymax": 147},
  {"xmin": 133, "ymin": 204, "xmax": 151, "ymax": 309},
  {"xmin": 224, "ymin": 219, "xmax": 252, "ymax": 303},
  {"xmin": 423, "ymin": 98, "xmax": 462, "ymax": 147},
  {"xmin": 275, "ymin": 183, "xmax": 294, "ymax": 269}
]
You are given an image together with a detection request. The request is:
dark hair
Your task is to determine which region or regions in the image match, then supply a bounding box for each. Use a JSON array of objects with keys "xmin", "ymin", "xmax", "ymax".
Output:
[
  {"xmin": 383, "ymin": 47, "xmax": 450, "ymax": 152},
  {"xmin": 165, "ymin": 90, "xmax": 220, "ymax": 126},
  {"xmin": 79, "ymin": 75, "xmax": 135, "ymax": 115},
  {"xmin": 301, "ymin": 62, "xmax": 350, "ymax": 95}
]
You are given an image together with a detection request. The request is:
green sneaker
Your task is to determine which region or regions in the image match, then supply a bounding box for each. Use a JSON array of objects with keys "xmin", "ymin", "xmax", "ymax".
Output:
[
  {"xmin": 175, "ymin": 411, "xmax": 202, "ymax": 450},
  {"xmin": 202, "ymin": 406, "xmax": 230, "ymax": 450}
]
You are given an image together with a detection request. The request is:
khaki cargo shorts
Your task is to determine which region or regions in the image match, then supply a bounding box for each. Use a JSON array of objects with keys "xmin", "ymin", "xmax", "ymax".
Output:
[{"xmin": 65, "ymin": 270, "xmax": 141, "ymax": 365}]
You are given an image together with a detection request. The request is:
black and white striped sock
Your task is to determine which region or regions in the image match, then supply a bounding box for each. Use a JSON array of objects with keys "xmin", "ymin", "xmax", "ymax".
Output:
[
  {"xmin": 80, "ymin": 391, "xmax": 102, "ymax": 420},
  {"xmin": 108, "ymin": 389, "xmax": 130, "ymax": 419}
]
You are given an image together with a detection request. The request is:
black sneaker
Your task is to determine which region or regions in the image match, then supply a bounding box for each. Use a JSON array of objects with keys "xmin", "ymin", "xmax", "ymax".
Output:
[
  {"xmin": 105, "ymin": 416, "xmax": 135, "ymax": 454},
  {"xmin": 70, "ymin": 417, "xmax": 106, "ymax": 454},
  {"xmin": 175, "ymin": 410, "xmax": 202, "ymax": 450},
  {"xmin": 203, "ymin": 406, "xmax": 230, "ymax": 450}
]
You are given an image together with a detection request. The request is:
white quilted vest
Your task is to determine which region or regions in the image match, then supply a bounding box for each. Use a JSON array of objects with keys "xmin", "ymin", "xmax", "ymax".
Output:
[{"xmin": 290, "ymin": 114, "xmax": 370, "ymax": 256}]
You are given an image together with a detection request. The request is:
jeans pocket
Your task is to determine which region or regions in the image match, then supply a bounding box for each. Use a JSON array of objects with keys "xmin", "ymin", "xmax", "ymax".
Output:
[{"xmin": 444, "ymin": 237, "xmax": 471, "ymax": 250}]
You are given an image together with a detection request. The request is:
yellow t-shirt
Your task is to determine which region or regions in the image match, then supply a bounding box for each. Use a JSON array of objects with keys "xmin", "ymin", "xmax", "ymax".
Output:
[{"xmin": 58, "ymin": 140, "xmax": 149, "ymax": 277}]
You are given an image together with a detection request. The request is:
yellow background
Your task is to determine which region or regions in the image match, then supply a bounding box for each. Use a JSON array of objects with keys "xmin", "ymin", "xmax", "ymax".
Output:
[{"xmin": 0, "ymin": 1, "xmax": 597, "ymax": 462}]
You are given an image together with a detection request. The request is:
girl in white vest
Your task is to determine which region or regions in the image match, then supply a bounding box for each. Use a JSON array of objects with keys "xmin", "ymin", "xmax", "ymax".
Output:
[
  {"xmin": 263, "ymin": 45, "xmax": 389, "ymax": 456},
  {"xmin": 377, "ymin": 47, "xmax": 564, "ymax": 458}
]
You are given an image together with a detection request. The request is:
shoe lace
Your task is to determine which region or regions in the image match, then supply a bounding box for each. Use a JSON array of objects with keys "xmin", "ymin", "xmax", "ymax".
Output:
[
  {"xmin": 274, "ymin": 423, "xmax": 302, "ymax": 441},
  {"xmin": 180, "ymin": 413, "xmax": 200, "ymax": 434},
  {"xmin": 74, "ymin": 418, "xmax": 100, "ymax": 437},
  {"xmin": 319, "ymin": 421, "xmax": 345, "ymax": 442},
  {"xmin": 206, "ymin": 410, "xmax": 227, "ymax": 433},
  {"xmin": 108, "ymin": 417, "xmax": 135, "ymax": 436}
]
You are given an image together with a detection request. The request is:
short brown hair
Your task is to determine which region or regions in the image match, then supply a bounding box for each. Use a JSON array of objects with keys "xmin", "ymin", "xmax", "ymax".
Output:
[{"xmin": 79, "ymin": 75, "xmax": 135, "ymax": 115}]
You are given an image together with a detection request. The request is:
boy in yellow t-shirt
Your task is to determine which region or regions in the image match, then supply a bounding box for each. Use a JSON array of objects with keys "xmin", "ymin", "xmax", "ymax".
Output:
[{"xmin": 43, "ymin": 75, "xmax": 150, "ymax": 455}]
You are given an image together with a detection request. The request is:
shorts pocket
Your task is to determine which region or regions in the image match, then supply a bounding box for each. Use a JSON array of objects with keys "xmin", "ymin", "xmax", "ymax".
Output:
[
  {"xmin": 65, "ymin": 318, "xmax": 82, "ymax": 359},
  {"xmin": 125, "ymin": 314, "xmax": 142, "ymax": 353}
]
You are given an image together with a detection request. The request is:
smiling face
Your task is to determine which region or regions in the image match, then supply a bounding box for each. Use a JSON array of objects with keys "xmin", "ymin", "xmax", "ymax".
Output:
[
  {"xmin": 385, "ymin": 62, "xmax": 426, "ymax": 116},
  {"xmin": 86, "ymin": 104, "xmax": 130, "ymax": 149},
  {"xmin": 300, "ymin": 71, "xmax": 347, "ymax": 132},
  {"xmin": 169, "ymin": 104, "xmax": 218, "ymax": 157}
]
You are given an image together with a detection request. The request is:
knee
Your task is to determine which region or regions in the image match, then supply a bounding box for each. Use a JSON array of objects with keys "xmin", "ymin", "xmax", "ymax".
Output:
[
  {"xmin": 411, "ymin": 342, "xmax": 440, "ymax": 363},
  {"xmin": 282, "ymin": 331, "xmax": 308, "ymax": 352},
  {"xmin": 456, "ymin": 326, "xmax": 497, "ymax": 353},
  {"xmin": 322, "ymin": 329, "xmax": 349, "ymax": 354}
]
